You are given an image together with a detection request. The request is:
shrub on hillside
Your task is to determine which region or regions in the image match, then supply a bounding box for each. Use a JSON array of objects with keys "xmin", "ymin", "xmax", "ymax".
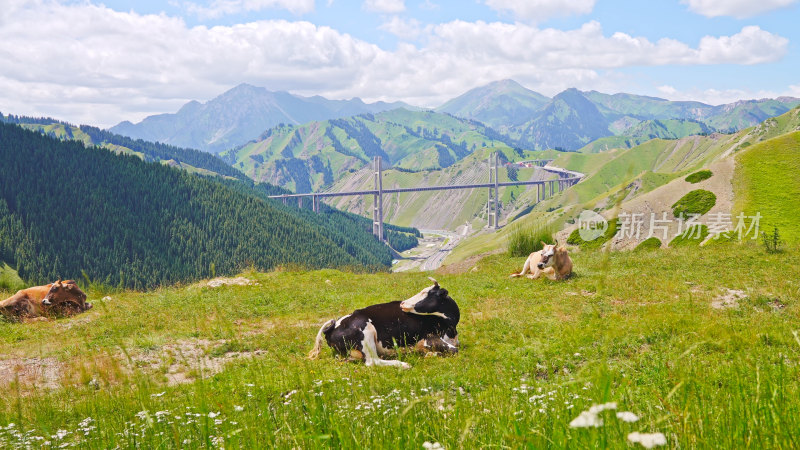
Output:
[
  {"xmin": 672, "ymin": 190, "xmax": 716, "ymax": 218},
  {"xmin": 685, "ymin": 170, "xmax": 712, "ymax": 184},
  {"xmin": 567, "ymin": 217, "xmax": 619, "ymax": 250},
  {"xmin": 761, "ymin": 227, "xmax": 784, "ymax": 253}
]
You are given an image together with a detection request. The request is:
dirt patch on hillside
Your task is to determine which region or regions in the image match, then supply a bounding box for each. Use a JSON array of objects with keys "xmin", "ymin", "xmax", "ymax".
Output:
[
  {"xmin": 0, "ymin": 357, "xmax": 64, "ymax": 390},
  {"xmin": 0, "ymin": 338, "xmax": 266, "ymax": 392},
  {"xmin": 711, "ymin": 289, "xmax": 747, "ymax": 310},
  {"xmin": 126, "ymin": 339, "xmax": 265, "ymax": 386},
  {"xmin": 557, "ymin": 156, "xmax": 736, "ymax": 250},
  {"xmin": 437, "ymin": 249, "xmax": 501, "ymax": 274},
  {"xmin": 206, "ymin": 277, "xmax": 258, "ymax": 287}
]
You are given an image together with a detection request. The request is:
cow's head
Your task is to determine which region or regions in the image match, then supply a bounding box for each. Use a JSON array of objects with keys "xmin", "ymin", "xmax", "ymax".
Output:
[
  {"xmin": 42, "ymin": 280, "xmax": 88, "ymax": 309},
  {"xmin": 537, "ymin": 241, "xmax": 567, "ymax": 270},
  {"xmin": 399, "ymin": 278, "xmax": 459, "ymax": 323},
  {"xmin": 537, "ymin": 242, "xmax": 556, "ymax": 269}
]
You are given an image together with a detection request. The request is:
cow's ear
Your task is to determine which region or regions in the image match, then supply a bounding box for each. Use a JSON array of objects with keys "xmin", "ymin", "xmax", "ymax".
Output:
[
  {"xmin": 438, "ymin": 288, "xmax": 448, "ymax": 297},
  {"xmin": 541, "ymin": 240, "xmax": 547, "ymax": 247}
]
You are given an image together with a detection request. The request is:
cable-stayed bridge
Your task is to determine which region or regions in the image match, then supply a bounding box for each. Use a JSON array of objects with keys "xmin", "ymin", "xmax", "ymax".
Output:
[{"xmin": 268, "ymin": 152, "xmax": 583, "ymax": 241}]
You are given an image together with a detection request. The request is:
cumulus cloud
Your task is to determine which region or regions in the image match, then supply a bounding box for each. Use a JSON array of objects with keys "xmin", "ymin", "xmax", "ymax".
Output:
[
  {"xmin": 484, "ymin": 0, "xmax": 595, "ymax": 22},
  {"xmin": 182, "ymin": 0, "xmax": 315, "ymax": 18},
  {"xmin": 682, "ymin": 0, "xmax": 798, "ymax": 18},
  {"xmin": 0, "ymin": 1, "xmax": 790, "ymax": 126},
  {"xmin": 363, "ymin": 0, "xmax": 406, "ymax": 14},
  {"xmin": 379, "ymin": 16, "xmax": 427, "ymax": 40}
]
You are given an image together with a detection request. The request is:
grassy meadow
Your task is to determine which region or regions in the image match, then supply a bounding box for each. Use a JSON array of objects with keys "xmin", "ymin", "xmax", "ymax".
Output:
[
  {"xmin": 1, "ymin": 242, "xmax": 799, "ymax": 448},
  {"xmin": 734, "ymin": 130, "xmax": 800, "ymax": 243}
]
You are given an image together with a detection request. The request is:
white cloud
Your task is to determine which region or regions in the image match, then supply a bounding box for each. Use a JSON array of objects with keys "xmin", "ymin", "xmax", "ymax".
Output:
[
  {"xmin": 379, "ymin": 16, "xmax": 427, "ymax": 40},
  {"xmin": 682, "ymin": 0, "xmax": 798, "ymax": 18},
  {"xmin": 0, "ymin": 2, "xmax": 790, "ymax": 127},
  {"xmin": 484, "ymin": 0, "xmax": 595, "ymax": 23},
  {"xmin": 363, "ymin": 0, "xmax": 406, "ymax": 14},
  {"xmin": 183, "ymin": 0, "xmax": 315, "ymax": 18}
]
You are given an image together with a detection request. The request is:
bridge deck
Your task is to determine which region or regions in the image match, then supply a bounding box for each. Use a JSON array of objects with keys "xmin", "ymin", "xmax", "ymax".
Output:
[{"xmin": 267, "ymin": 176, "xmax": 583, "ymax": 199}]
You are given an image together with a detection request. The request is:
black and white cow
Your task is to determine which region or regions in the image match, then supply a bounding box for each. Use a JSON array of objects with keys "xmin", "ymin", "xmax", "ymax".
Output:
[{"xmin": 308, "ymin": 278, "xmax": 460, "ymax": 368}]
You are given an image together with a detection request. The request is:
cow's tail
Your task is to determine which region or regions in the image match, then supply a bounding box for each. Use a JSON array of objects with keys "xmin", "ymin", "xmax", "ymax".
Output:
[{"xmin": 308, "ymin": 319, "xmax": 335, "ymax": 360}]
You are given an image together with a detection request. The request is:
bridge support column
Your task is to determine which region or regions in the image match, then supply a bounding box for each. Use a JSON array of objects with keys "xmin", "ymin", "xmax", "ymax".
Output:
[
  {"xmin": 312, "ymin": 195, "xmax": 319, "ymax": 213},
  {"xmin": 487, "ymin": 152, "xmax": 499, "ymax": 229},
  {"xmin": 372, "ymin": 156, "xmax": 384, "ymax": 241},
  {"xmin": 298, "ymin": 197, "xmax": 303, "ymax": 209}
]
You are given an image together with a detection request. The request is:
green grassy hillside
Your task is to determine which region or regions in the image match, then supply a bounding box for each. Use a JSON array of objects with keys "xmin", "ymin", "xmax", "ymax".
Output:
[
  {"xmin": 222, "ymin": 109, "xmax": 514, "ymax": 193},
  {"xmin": 1, "ymin": 244, "xmax": 798, "ymax": 448},
  {"xmin": 734, "ymin": 131, "xmax": 800, "ymax": 243}
]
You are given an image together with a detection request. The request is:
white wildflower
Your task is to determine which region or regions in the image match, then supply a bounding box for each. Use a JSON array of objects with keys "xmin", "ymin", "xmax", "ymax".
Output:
[
  {"xmin": 569, "ymin": 411, "xmax": 603, "ymax": 428},
  {"xmin": 588, "ymin": 402, "xmax": 617, "ymax": 414},
  {"xmin": 208, "ymin": 412, "xmax": 220, "ymax": 418},
  {"xmin": 234, "ymin": 405, "xmax": 244, "ymax": 412},
  {"xmin": 55, "ymin": 430, "xmax": 69, "ymax": 440},
  {"xmin": 617, "ymin": 411, "xmax": 639, "ymax": 422},
  {"xmin": 628, "ymin": 432, "xmax": 667, "ymax": 448},
  {"xmin": 283, "ymin": 390, "xmax": 298, "ymax": 398},
  {"xmin": 422, "ymin": 442, "xmax": 444, "ymax": 449},
  {"xmin": 151, "ymin": 391, "xmax": 166, "ymax": 398}
]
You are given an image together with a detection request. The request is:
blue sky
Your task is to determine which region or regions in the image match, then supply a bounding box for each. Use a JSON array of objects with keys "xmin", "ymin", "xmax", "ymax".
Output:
[{"xmin": 1, "ymin": 0, "xmax": 798, "ymax": 127}]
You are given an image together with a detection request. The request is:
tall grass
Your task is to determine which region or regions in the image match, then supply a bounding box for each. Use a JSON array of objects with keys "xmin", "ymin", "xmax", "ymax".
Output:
[
  {"xmin": 0, "ymin": 263, "xmax": 25, "ymax": 292},
  {"xmin": 506, "ymin": 224, "xmax": 555, "ymax": 256}
]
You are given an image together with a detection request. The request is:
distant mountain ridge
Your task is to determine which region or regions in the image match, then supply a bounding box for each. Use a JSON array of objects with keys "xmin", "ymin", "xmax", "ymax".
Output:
[
  {"xmin": 438, "ymin": 80, "xmax": 800, "ymax": 151},
  {"xmin": 110, "ymin": 83, "xmax": 412, "ymax": 154}
]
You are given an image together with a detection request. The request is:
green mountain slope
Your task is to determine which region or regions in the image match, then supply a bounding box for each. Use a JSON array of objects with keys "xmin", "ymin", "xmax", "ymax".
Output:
[
  {"xmin": 221, "ymin": 109, "xmax": 515, "ymax": 193},
  {"xmin": 512, "ymin": 88, "xmax": 611, "ymax": 150},
  {"xmin": 0, "ymin": 122, "xmax": 404, "ymax": 289},
  {"xmin": 578, "ymin": 119, "xmax": 713, "ymax": 153},
  {"xmin": 1, "ymin": 113, "xmax": 245, "ymax": 180},
  {"xmin": 435, "ymin": 79, "xmax": 550, "ymax": 128},
  {"xmin": 734, "ymin": 130, "xmax": 800, "ymax": 243}
]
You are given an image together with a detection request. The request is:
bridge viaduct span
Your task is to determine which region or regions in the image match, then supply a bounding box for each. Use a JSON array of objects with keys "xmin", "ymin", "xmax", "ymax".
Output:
[{"xmin": 268, "ymin": 152, "xmax": 583, "ymax": 241}]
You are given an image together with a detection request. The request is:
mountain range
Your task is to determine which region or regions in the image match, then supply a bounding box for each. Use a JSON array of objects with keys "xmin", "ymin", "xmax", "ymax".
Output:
[
  {"xmin": 110, "ymin": 84, "xmax": 410, "ymax": 154},
  {"xmin": 439, "ymin": 80, "xmax": 800, "ymax": 151},
  {"xmin": 111, "ymin": 80, "xmax": 800, "ymax": 159}
]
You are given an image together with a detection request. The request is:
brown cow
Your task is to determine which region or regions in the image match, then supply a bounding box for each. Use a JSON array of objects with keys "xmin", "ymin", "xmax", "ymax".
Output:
[{"xmin": 0, "ymin": 280, "xmax": 92, "ymax": 321}]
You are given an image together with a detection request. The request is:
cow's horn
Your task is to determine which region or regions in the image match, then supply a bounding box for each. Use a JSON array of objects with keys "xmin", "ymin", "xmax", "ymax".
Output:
[{"xmin": 428, "ymin": 277, "xmax": 438, "ymax": 286}]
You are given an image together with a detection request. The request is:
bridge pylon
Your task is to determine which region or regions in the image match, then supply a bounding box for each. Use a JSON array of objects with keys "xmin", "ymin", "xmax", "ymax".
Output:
[
  {"xmin": 372, "ymin": 156, "xmax": 384, "ymax": 241},
  {"xmin": 487, "ymin": 151, "xmax": 499, "ymax": 229}
]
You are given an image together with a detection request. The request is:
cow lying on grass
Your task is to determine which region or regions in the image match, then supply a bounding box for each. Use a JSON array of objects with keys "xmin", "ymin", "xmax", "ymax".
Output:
[
  {"xmin": 510, "ymin": 242, "xmax": 573, "ymax": 281},
  {"xmin": 0, "ymin": 280, "xmax": 92, "ymax": 321},
  {"xmin": 308, "ymin": 278, "xmax": 460, "ymax": 368}
]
